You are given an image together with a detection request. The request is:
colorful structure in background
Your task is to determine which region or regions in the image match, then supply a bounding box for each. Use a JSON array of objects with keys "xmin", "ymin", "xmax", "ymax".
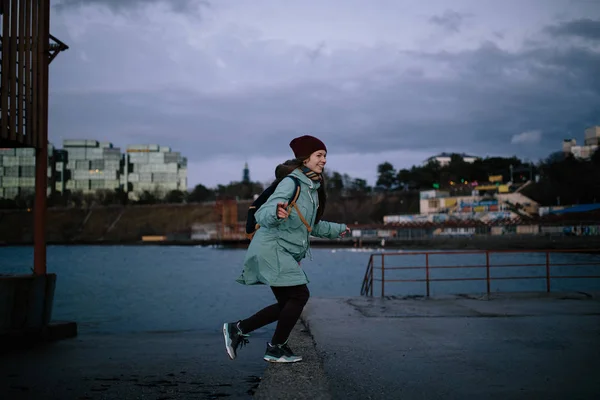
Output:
[
  {"xmin": 415, "ymin": 191, "xmax": 536, "ymax": 221},
  {"xmin": 379, "ymin": 172, "xmax": 600, "ymax": 238}
]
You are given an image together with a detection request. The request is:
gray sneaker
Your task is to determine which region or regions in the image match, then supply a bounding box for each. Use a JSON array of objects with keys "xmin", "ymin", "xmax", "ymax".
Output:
[
  {"xmin": 223, "ymin": 321, "xmax": 250, "ymax": 360},
  {"xmin": 263, "ymin": 342, "xmax": 302, "ymax": 363}
]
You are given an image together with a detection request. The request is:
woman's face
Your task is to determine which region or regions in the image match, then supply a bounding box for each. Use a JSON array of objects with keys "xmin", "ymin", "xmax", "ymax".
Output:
[{"xmin": 304, "ymin": 150, "xmax": 327, "ymax": 174}]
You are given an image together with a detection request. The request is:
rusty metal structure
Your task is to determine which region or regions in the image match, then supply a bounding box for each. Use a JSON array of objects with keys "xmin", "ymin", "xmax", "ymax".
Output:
[
  {"xmin": 0, "ymin": 0, "xmax": 68, "ymax": 274},
  {"xmin": 361, "ymin": 249, "xmax": 600, "ymax": 297},
  {"xmin": 214, "ymin": 198, "xmax": 240, "ymax": 239}
]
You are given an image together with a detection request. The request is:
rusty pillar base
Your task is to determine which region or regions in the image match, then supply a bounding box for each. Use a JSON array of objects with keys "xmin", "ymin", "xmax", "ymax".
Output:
[{"xmin": 0, "ymin": 273, "xmax": 77, "ymax": 352}]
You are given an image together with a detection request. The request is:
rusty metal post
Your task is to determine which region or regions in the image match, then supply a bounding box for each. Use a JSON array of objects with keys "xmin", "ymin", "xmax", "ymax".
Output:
[
  {"xmin": 33, "ymin": 0, "xmax": 50, "ymax": 276},
  {"xmin": 369, "ymin": 255, "xmax": 374, "ymax": 297},
  {"xmin": 486, "ymin": 251, "xmax": 491, "ymax": 294},
  {"xmin": 425, "ymin": 253, "xmax": 430, "ymax": 297},
  {"xmin": 545, "ymin": 251, "xmax": 551, "ymax": 293},
  {"xmin": 1, "ymin": 0, "xmax": 10, "ymax": 139},
  {"xmin": 381, "ymin": 254, "xmax": 385, "ymax": 298},
  {"xmin": 9, "ymin": 0, "xmax": 18, "ymax": 140}
]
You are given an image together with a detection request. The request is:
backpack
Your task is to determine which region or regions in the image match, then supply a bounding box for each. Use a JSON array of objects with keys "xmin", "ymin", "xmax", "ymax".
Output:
[{"xmin": 245, "ymin": 176, "xmax": 312, "ymax": 240}]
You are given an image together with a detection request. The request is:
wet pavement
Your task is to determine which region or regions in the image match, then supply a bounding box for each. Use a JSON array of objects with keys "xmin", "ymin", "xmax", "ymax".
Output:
[
  {"xmin": 0, "ymin": 329, "xmax": 269, "ymax": 399},
  {"xmin": 300, "ymin": 292, "xmax": 600, "ymax": 400},
  {"xmin": 2, "ymin": 292, "xmax": 600, "ymax": 399}
]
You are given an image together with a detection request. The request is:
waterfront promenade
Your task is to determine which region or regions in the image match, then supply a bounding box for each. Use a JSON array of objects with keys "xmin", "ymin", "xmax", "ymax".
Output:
[
  {"xmin": 2, "ymin": 291, "xmax": 599, "ymax": 399},
  {"xmin": 256, "ymin": 292, "xmax": 600, "ymax": 400}
]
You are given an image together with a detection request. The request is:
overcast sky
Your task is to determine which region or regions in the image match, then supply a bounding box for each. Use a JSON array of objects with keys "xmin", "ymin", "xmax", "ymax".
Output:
[{"xmin": 48, "ymin": 0, "xmax": 600, "ymax": 188}]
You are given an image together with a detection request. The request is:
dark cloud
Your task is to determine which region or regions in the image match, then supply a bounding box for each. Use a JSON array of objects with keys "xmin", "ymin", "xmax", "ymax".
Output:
[
  {"xmin": 54, "ymin": 0, "xmax": 208, "ymax": 14},
  {"xmin": 429, "ymin": 10, "xmax": 467, "ymax": 33},
  {"xmin": 545, "ymin": 18, "xmax": 600, "ymax": 40},
  {"xmin": 49, "ymin": 37, "xmax": 600, "ymax": 166},
  {"xmin": 46, "ymin": 10, "xmax": 600, "ymax": 183},
  {"xmin": 306, "ymin": 41, "xmax": 327, "ymax": 63}
]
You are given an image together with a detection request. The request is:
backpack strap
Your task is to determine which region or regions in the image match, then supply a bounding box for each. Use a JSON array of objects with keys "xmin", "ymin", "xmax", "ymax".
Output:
[
  {"xmin": 248, "ymin": 176, "xmax": 312, "ymax": 239},
  {"xmin": 285, "ymin": 176, "xmax": 312, "ymax": 233},
  {"xmin": 291, "ymin": 202, "xmax": 312, "ymax": 232}
]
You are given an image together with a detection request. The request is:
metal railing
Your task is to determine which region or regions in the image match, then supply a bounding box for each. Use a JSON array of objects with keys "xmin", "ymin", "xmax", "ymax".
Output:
[{"xmin": 360, "ymin": 249, "xmax": 600, "ymax": 297}]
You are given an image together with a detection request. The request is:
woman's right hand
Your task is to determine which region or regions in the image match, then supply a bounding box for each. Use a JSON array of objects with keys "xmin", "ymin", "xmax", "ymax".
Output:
[{"xmin": 277, "ymin": 202, "xmax": 289, "ymax": 219}]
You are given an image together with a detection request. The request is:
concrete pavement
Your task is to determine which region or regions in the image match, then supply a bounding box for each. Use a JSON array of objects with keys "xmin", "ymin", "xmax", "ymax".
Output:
[
  {"xmin": 2, "ymin": 292, "xmax": 599, "ymax": 399},
  {"xmin": 254, "ymin": 323, "xmax": 331, "ymax": 400},
  {"xmin": 257, "ymin": 292, "xmax": 600, "ymax": 400},
  {"xmin": 0, "ymin": 329, "xmax": 269, "ymax": 399}
]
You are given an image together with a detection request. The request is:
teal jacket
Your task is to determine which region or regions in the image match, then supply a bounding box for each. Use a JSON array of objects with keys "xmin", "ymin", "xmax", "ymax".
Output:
[{"xmin": 236, "ymin": 168, "xmax": 347, "ymax": 287}]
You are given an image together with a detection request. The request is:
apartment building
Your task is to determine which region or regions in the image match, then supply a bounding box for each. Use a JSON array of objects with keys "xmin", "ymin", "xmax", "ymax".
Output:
[{"xmin": 0, "ymin": 140, "xmax": 188, "ymax": 200}]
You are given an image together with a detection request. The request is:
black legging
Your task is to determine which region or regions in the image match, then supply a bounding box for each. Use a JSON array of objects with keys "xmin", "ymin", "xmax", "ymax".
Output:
[{"xmin": 238, "ymin": 284, "xmax": 310, "ymax": 345}]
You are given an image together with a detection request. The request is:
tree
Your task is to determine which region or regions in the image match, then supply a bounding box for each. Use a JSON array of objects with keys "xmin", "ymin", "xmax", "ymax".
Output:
[
  {"xmin": 376, "ymin": 162, "xmax": 397, "ymax": 190},
  {"xmin": 592, "ymin": 148, "xmax": 600, "ymax": 166},
  {"xmin": 0, "ymin": 197, "xmax": 17, "ymax": 209},
  {"xmin": 327, "ymin": 172, "xmax": 344, "ymax": 198},
  {"xmin": 350, "ymin": 178, "xmax": 371, "ymax": 195},
  {"xmin": 69, "ymin": 190, "xmax": 84, "ymax": 208},
  {"xmin": 165, "ymin": 190, "xmax": 186, "ymax": 204},
  {"xmin": 188, "ymin": 183, "xmax": 213, "ymax": 203},
  {"xmin": 525, "ymin": 151, "xmax": 600, "ymax": 205},
  {"xmin": 137, "ymin": 190, "xmax": 159, "ymax": 205},
  {"xmin": 82, "ymin": 192, "xmax": 96, "ymax": 207},
  {"xmin": 95, "ymin": 189, "xmax": 118, "ymax": 206},
  {"xmin": 412, "ymin": 161, "xmax": 440, "ymax": 189},
  {"xmin": 396, "ymin": 168, "xmax": 412, "ymax": 189},
  {"xmin": 214, "ymin": 181, "xmax": 264, "ymax": 200},
  {"xmin": 113, "ymin": 188, "xmax": 129, "ymax": 205},
  {"xmin": 14, "ymin": 192, "xmax": 34, "ymax": 209}
]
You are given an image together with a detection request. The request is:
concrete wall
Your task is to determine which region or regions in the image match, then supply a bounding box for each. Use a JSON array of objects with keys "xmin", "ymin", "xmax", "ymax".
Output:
[{"xmin": 0, "ymin": 274, "xmax": 56, "ymax": 333}]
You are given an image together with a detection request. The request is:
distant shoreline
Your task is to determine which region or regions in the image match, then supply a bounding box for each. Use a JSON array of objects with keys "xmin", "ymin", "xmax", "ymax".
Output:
[{"xmin": 2, "ymin": 235, "xmax": 599, "ymax": 252}]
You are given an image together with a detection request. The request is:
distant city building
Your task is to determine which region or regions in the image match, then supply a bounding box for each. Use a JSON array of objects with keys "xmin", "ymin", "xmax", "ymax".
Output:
[
  {"xmin": 423, "ymin": 152, "xmax": 479, "ymax": 167},
  {"xmin": 584, "ymin": 126, "xmax": 600, "ymax": 146},
  {"xmin": 562, "ymin": 138, "xmax": 577, "ymax": 153},
  {"xmin": 0, "ymin": 140, "xmax": 188, "ymax": 200},
  {"xmin": 61, "ymin": 139, "xmax": 122, "ymax": 194},
  {"xmin": 123, "ymin": 144, "xmax": 187, "ymax": 200},
  {"xmin": 563, "ymin": 126, "xmax": 599, "ymax": 160},
  {"xmin": 0, "ymin": 146, "xmax": 52, "ymax": 200}
]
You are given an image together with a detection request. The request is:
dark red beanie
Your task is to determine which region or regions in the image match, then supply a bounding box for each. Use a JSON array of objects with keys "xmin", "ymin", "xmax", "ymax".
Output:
[{"xmin": 289, "ymin": 135, "xmax": 327, "ymax": 159}]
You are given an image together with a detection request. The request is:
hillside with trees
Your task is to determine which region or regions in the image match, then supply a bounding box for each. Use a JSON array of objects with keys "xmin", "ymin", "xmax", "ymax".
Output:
[{"xmin": 1, "ymin": 150, "xmax": 598, "ymax": 213}]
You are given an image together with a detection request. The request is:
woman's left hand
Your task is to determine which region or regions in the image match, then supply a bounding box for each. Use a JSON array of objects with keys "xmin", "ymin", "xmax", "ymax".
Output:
[{"xmin": 340, "ymin": 227, "xmax": 351, "ymax": 238}]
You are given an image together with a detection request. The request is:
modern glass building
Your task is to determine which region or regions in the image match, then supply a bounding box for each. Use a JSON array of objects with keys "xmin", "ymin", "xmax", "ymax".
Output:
[
  {"xmin": 123, "ymin": 144, "xmax": 187, "ymax": 199},
  {"xmin": 0, "ymin": 140, "xmax": 188, "ymax": 200},
  {"xmin": 0, "ymin": 146, "xmax": 52, "ymax": 199},
  {"xmin": 61, "ymin": 139, "xmax": 122, "ymax": 194}
]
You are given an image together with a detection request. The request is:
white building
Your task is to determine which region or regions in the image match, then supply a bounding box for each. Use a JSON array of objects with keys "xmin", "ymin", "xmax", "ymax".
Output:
[
  {"xmin": 122, "ymin": 144, "xmax": 187, "ymax": 200},
  {"xmin": 584, "ymin": 126, "xmax": 600, "ymax": 146},
  {"xmin": 423, "ymin": 152, "xmax": 479, "ymax": 166},
  {"xmin": 563, "ymin": 126, "xmax": 600, "ymax": 160}
]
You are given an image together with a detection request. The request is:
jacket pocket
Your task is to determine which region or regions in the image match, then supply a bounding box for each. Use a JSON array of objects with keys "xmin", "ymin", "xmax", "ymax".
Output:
[{"xmin": 276, "ymin": 235, "xmax": 307, "ymax": 261}]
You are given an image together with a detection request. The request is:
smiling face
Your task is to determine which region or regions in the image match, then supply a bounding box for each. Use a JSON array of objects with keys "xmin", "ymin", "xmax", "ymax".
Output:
[{"xmin": 303, "ymin": 149, "xmax": 327, "ymax": 174}]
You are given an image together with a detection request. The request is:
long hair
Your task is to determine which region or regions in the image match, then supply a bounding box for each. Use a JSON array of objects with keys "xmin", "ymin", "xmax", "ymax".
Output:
[{"xmin": 273, "ymin": 158, "xmax": 327, "ymax": 224}]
